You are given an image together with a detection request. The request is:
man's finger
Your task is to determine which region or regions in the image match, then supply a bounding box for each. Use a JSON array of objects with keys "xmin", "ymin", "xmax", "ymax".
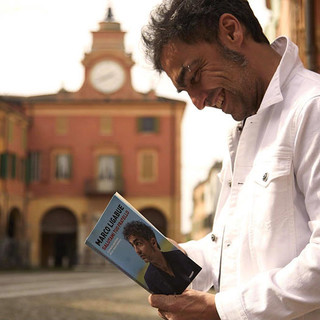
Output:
[
  {"xmin": 149, "ymin": 294, "xmax": 164, "ymax": 308},
  {"xmin": 149, "ymin": 294, "xmax": 173, "ymax": 310}
]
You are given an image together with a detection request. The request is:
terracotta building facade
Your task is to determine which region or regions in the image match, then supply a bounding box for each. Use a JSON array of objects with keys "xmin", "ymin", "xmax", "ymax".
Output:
[{"xmin": 0, "ymin": 11, "xmax": 185, "ymax": 268}]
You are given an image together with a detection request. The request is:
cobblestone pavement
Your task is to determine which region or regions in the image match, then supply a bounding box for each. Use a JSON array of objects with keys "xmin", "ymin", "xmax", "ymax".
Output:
[{"xmin": 0, "ymin": 267, "xmax": 159, "ymax": 320}]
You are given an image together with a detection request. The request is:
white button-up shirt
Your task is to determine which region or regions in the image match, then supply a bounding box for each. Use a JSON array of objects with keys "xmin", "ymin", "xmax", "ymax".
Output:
[{"xmin": 181, "ymin": 37, "xmax": 320, "ymax": 319}]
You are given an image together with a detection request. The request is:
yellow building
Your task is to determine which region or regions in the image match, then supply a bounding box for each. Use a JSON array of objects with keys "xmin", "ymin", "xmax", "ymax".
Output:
[
  {"xmin": 265, "ymin": 0, "xmax": 320, "ymax": 73},
  {"xmin": 191, "ymin": 162, "xmax": 222, "ymax": 240},
  {"xmin": 0, "ymin": 98, "xmax": 29, "ymax": 267}
]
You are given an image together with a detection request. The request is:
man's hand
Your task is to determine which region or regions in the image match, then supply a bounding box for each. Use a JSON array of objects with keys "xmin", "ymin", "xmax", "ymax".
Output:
[{"xmin": 148, "ymin": 289, "xmax": 220, "ymax": 320}]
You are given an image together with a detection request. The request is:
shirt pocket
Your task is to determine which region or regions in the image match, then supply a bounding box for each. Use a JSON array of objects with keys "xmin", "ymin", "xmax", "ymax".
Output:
[
  {"xmin": 249, "ymin": 154, "xmax": 295, "ymax": 270},
  {"xmin": 253, "ymin": 156, "xmax": 291, "ymax": 192}
]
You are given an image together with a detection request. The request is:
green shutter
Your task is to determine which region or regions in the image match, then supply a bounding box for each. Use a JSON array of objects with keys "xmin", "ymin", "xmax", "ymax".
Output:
[
  {"xmin": 21, "ymin": 158, "xmax": 25, "ymax": 182},
  {"xmin": 11, "ymin": 154, "xmax": 16, "ymax": 178},
  {"xmin": 0, "ymin": 153, "xmax": 8, "ymax": 179}
]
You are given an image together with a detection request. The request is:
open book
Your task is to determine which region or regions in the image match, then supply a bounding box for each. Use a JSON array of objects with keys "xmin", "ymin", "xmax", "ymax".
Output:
[{"xmin": 85, "ymin": 192, "xmax": 201, "ymax": 295}]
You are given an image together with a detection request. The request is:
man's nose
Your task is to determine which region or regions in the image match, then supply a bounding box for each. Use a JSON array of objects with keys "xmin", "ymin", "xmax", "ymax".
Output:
[{"xmin": 134, "ymin": 246, "xmax": 141, "ymax": 254}]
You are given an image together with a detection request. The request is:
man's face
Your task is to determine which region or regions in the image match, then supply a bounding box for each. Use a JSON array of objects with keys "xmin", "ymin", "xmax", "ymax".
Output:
[
  {"xmin": 160, "ymin": 39, "xmax": 263, "ymax": 121},
  {"xmin": 128, "ymin": 235, "xmax": 158, "ymax": 263}
]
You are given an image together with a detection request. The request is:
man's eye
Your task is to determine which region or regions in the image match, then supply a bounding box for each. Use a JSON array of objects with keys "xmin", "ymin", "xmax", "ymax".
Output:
[{"xmin": 190, "ymin": 69, "xmax": 201, "ymax": 85}]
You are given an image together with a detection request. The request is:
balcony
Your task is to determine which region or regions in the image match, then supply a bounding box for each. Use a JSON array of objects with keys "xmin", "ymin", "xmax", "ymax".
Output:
[{"xmin": 84, "ymin": 177, "xmax": 124, "ymax": 196}]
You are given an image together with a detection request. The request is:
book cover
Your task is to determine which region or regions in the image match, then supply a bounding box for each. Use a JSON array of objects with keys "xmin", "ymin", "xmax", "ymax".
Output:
[{"xmin": 85, "ymin": 192, "xmax": 202, "ymax": 295}]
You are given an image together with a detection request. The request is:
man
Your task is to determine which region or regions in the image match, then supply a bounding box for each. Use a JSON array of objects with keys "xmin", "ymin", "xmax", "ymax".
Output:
[
  {"xmin": 123, "ymin": 221, "xmax": 201, "ymax": 295},
  {"xmin": 142, "ymin": 0, "xmax": 320, "ymax": 319}
]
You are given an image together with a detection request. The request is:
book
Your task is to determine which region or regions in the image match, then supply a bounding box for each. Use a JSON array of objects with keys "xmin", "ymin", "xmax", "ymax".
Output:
[{"xmin": 85, "ymin": 192, "xmax": 202, "ymax": 295}]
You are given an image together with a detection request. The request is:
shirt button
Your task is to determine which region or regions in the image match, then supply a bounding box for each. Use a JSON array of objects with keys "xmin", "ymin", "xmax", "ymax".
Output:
[
  {"xmin": 262, "ymin": 172, "xmax": 269, "ymax": 182},
  {"xmin": 211, "ymin": 234, "xmax": 217, "ymax": 242},
  {"xmin": 228, "ymin": 180, "xmax": 232, "ymax": 187}
]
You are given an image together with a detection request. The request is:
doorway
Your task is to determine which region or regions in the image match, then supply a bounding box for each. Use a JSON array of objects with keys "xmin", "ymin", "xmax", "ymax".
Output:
[{"xmin": 41, "ymin": 208, "xmax": 77, "ymax": 268}]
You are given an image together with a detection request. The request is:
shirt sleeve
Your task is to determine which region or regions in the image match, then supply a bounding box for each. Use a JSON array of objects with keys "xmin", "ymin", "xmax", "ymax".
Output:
[
  {"xmin": 179, "ymin": 233, "xmax": 217, "ymax": 292},
  {"xmin": 216, "ymin": 97, "xmax": 320, "ymax": 319}
]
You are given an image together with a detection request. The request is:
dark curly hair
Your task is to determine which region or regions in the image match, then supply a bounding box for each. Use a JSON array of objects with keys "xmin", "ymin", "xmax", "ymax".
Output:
[
  {"xmin": 141, "ymin": 0, "xmax": 269, "ymax": 72},
  {"xmin": 123, "ymin": 221, "xmax": 160, "ymax": 249}
]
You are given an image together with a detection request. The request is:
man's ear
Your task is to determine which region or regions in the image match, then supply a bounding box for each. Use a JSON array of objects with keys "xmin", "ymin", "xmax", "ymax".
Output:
[
  {"xmin": 218, "ymin": 13, "xmax": 244, "ymax": 49},
  {"xmin": 150, "ymin": 237, "xmax": 158, "ymax": 249}
]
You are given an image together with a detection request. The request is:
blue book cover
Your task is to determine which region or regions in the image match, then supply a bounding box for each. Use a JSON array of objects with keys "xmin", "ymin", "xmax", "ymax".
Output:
[{"xmin": 85, "ymin": 192, "xmax": 202, "ymax": 295}]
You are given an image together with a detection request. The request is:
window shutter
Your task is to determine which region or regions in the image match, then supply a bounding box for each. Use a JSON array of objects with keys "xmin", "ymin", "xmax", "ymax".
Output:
[
  {"xmin": 11, "ymin": 154, "xmax": 16, "ymax": 179},
  {"xmin": 0, "ymin": 153, "xmax": 7, "ymax": 178}
]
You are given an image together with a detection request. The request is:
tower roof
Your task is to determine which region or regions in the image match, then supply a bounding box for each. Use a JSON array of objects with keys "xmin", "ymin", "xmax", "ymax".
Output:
[
  {"xmin": 99, "ymin": 6, "xmax": 120, "ymax": 31},
  {"xmin": 105, "ymin": 7, "xmax": 114, "ymax": 22}
]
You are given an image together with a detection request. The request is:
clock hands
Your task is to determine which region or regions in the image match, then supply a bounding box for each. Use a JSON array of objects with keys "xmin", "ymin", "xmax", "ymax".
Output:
[
  {"xmin": 90, "ymin": 60, "xmax": 125, "ymax": 94},
  {"xmin": 95, "ymin": 72, "xmax": 115, "ymax": 82}
]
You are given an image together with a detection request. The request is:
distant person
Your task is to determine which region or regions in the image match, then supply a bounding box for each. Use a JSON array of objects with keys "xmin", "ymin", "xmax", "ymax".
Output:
[{"xmin": 123, "ymin": 221, "xmax": 200, "ymax": 294}]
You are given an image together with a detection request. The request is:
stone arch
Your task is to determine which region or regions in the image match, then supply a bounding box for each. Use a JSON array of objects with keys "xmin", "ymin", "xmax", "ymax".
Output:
[
  {"xmin": 139, "ymin": 207, "xmax": 167, "ymax": 236},
  {"xmin": 2, "ymin": 208, "xmax": 27, "ymax": 267},
  {"xmin": 40, "ymin": 207, "xmax": 77, "ymax": 268},
  {"xmin": 7, "ymin": 207, "xmax": 24, "ymax": 239}
]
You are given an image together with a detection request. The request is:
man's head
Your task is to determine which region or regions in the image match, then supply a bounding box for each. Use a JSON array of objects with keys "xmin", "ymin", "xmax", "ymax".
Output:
[
  {"xmin": 123, "ymin": 221, "xmax": 160, "ymax": 263},
  {"xmin": 142, "ymin": 0, "xmax": 269, "ymax": 72},
  {"xmin": 142, "ymin": 0, "xmax": 275, "ymax": 121}
]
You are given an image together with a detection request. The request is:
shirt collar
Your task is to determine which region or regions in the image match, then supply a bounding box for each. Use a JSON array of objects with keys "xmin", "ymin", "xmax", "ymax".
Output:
[{"xmin": 257, "ymin": 36, "xmax": 302, "ymax": 114}]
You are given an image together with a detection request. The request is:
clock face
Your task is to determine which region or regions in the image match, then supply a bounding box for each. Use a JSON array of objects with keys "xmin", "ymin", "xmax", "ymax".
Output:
[{"xmin": 90, "ymin": 60, "xmax": 125, "ymax": 94}]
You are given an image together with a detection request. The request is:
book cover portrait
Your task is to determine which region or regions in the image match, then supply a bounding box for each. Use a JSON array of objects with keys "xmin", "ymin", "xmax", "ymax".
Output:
[{"xmin": 85, "ymin": 193, "xmax": 201, "ymax": 294}]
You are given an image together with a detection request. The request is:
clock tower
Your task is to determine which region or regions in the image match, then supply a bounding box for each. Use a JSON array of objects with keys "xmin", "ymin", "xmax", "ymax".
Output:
[
  {"xmin": 20, "ymin": 4, "xmax": 186, "ymax": 268},
  {"xmin": 77, "ymin": 7, "xmax": 140, "ymax": 99}
]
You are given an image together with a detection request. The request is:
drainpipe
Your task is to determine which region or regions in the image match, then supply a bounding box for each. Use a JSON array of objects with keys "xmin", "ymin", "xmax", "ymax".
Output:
[{"xmin": 305, "ymin": 0, "xmax": 316, "ymax": 71}]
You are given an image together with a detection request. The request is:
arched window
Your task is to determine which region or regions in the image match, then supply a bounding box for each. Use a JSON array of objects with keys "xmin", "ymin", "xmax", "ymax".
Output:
[
  {"xmin": 7, "ymin": 208, "xmax": 23, "ymax": 239},
  {"xmin": 140, "ymin": 207, "xmax": 167, "ymax": 236}
]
